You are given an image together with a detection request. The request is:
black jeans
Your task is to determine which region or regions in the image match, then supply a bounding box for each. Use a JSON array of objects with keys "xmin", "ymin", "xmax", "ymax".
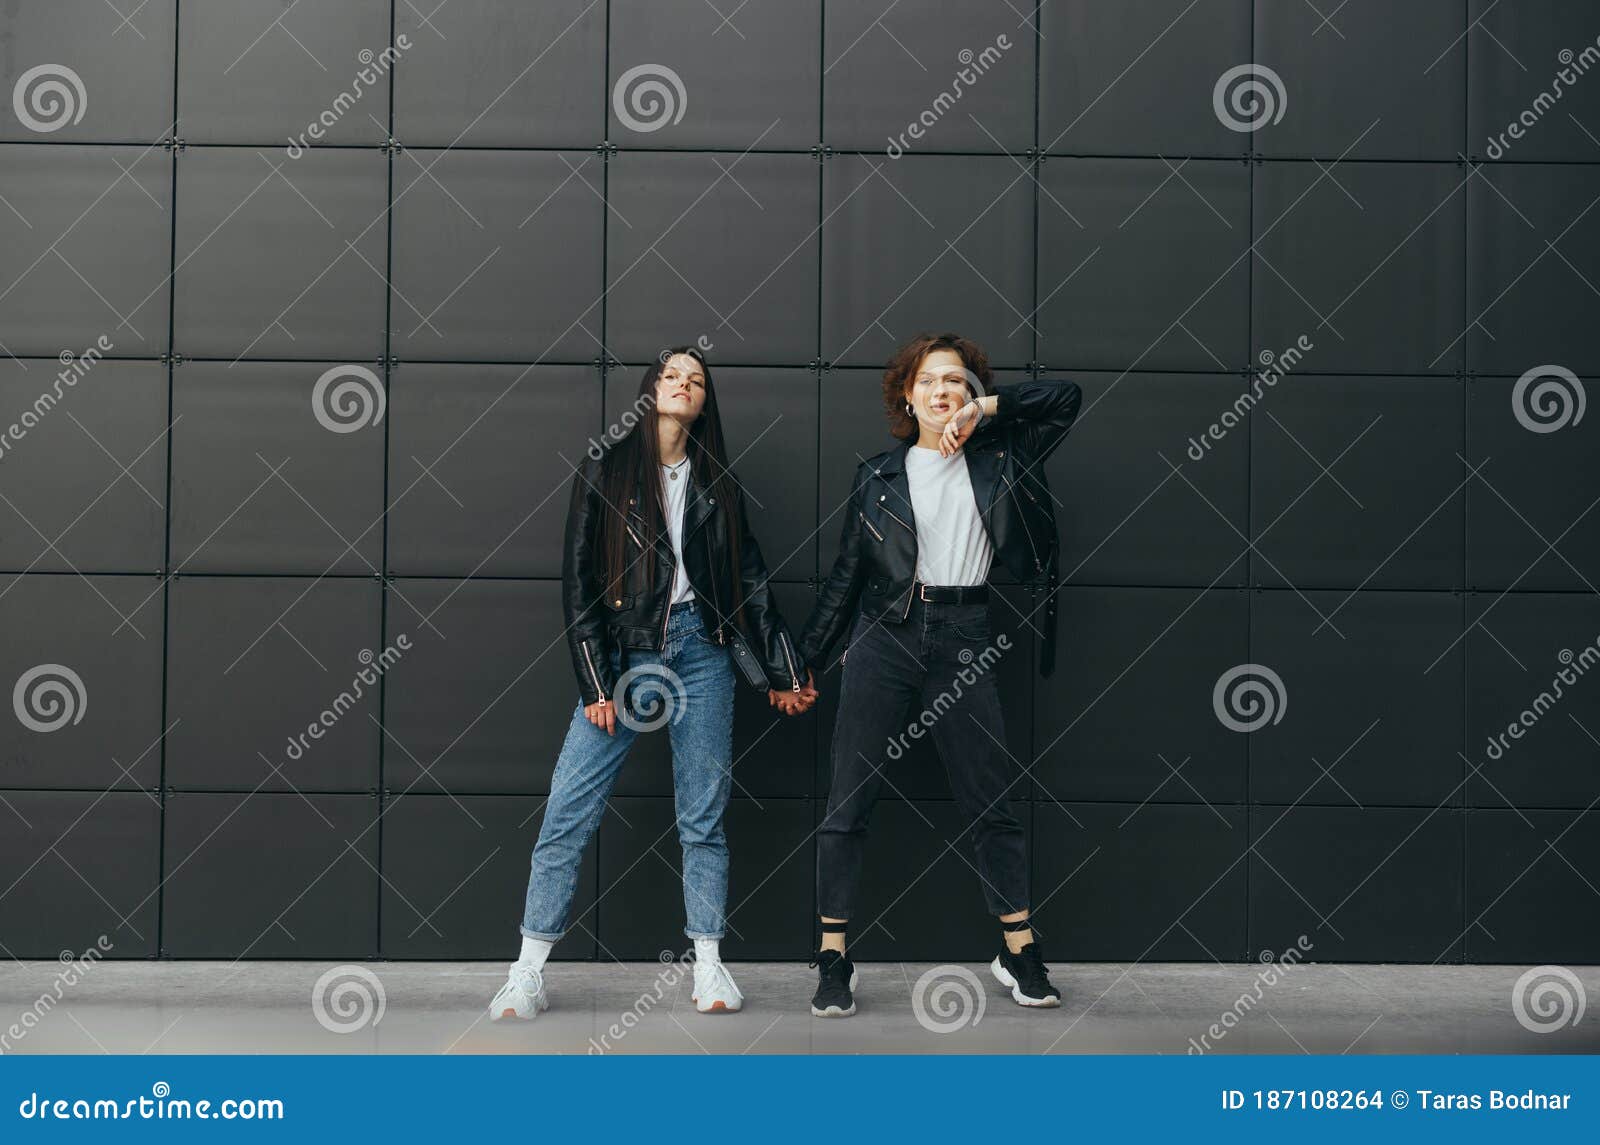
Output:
[{"xmin": 817, "ymin": 594, "xmax": 1030, "ymax": 921}]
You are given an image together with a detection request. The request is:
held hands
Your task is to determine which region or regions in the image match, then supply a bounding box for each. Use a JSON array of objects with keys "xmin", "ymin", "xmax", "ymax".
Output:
[
  {"xmin": 584, "ymin": 698, "xmax": 618, "ymax": 736},
  {"xmin": 769, "ymin": 669, "xmax": 819, "ymax": 717}
]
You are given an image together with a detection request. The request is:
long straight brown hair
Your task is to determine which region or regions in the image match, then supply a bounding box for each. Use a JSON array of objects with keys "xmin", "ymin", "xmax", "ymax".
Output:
[{"xmin": 598, "ymin": 346, "xmax": 746, "ymax": 631}]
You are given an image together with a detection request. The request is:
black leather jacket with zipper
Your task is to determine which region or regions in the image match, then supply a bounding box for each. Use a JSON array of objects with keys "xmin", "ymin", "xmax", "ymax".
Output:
[
  {"xmin": 563, "ymin": 451, "xmax": 805, "ymax": 706},
  {"xmin": 797, "ymin": 378, "xmax": 1083, "ymax": 678}
]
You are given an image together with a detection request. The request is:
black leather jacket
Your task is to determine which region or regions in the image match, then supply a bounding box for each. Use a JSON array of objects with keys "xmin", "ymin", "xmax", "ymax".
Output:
[
  {"xmin": 797, "ymin": 378, "xmax": 1083, "ymax": 678},
  {"xmin": 563, "ymin": 452, "xmax": 805, "ymax": 706}
]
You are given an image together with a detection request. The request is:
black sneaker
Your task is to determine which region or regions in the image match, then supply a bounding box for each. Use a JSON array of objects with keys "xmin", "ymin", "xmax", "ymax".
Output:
[
  {"xmin": 809, "ymin": 949, "xmax": 858, "ymax": 1017},
  {"xmin": 991, "ymin": 942, "xmax": 1061, "ymax": 1007}
]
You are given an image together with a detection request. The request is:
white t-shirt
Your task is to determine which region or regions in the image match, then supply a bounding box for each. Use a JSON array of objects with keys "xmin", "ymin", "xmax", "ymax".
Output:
[
  {"xmin": 661, "ymin": 456, "xmax": 695, "ymax": 604},
  {"xmin": 903, "ymin": 445, "xmax": 993, "ymax": 586}
]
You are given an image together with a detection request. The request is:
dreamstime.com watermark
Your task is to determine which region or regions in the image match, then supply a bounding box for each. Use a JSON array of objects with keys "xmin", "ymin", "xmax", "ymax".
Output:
[
  {"xmin": 588, "ymin": 949, "xmax": 695, "ymax": 1053},
  {"xmin": 1213, "ymin": 64, "xmax": 1288, "ymax": 133},
  {"xmin": 281, "ymin": 637, "xmax": 411, "ymax": 764},
  {"xmin": 311, "ymin": 965, "xmax": 386, "ymax": 1034},
  {"xmin": 286, "ymin": 38, "xmax": 413, "ymax": 157},
  {"xmin": 886, "ymin": 34, "xmax": 1015, "ymax": 157},
  {"xmin": 911, "ymin": 965, "xmax": 986, "ymax": 1034},
  {"xmin": 1484, "ymin": 37, "xmax": 1600, "ymax": 159},
  {"xmin": 12, "ymin": 664, "xmax": 88, "ymax": 734},
  {"xmin": 1511, "ymin": 364, "xmax": 1586, "ymax": 434},
  {"xmin": 0, "ymin": 936, "xmax": 112, "ymax": 1054},
  {"xmin": 612, "ymin": 663, "xmax": 688, "ymax": 733},
  {"xmin": 312, "ymin": 364, "xmax": 387, "ymax": 433},
  {"xmin": 885, "ymin": 634, "xmax": 1011, "ymax": 760},
  {"xmin": 613, "ymin": 64, "xmax": 687, "ymax": 134},
  {"xmin": 16, "ymin": 1083, "xmax": 283, "ymax": 1122},
  {"xmin": 1186, "ymin": 336, "xmax": 1314, "ymax": 462},
  {"xmin": 11, "ymin": 63, "xmax": 86, "ymax": 133},
  {"xmin": 1479, "ymin": 638, "xmax": 1600, "ymax": 764},
  {"xmin": 0, "ymin": 335, "xmax": 114, "ymax": 463},
  {"xmin": 1213, "ymin": 663, "xmax": 1288, "ymax": 733},
  {"xmin": 588, "ymin": 389, "xmax": 659, "ymax": 459},
  {"xmin": 1186, "ymin": 936, "xmax": 1315, "ymax": 1053},
  {"xmin": 1512, "ymin": 965, "xmax": 1586, "ymax": 1034}
]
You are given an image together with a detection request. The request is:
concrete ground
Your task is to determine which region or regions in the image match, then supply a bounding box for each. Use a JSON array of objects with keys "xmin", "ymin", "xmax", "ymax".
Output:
[{"xmin": 3, "ymin": 960, "xmax": 1597, "ymax": 1054}]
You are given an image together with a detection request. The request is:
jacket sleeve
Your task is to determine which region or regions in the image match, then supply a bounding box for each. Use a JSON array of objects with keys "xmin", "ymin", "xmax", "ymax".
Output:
[
  {"xmin": 561, "ymin": 459, "xmax": 616, "ymax": 707},
  {"xmin": 730, "ymin": 476, "xmax": 806, "ymax": 692},
  {"xmin": 981, "ymin": 378, "xmax": 1083, "ymax": 464},
  {"xmin": 797, "ymin": 463, "xmax": 870, "ymax": 670}
]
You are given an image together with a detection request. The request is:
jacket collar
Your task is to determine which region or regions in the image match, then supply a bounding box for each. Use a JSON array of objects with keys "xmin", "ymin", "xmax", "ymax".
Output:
[
  {"xmin": 626, "ymin": 457, "xmax": 717, "ymax": 554},
  {"xmin": 682, "ymin": 461, "xmax": 718, "ymax": 540},
  {"xmin": 872, "ymin": 438, "xmax": 1002, "ymax": 516}
]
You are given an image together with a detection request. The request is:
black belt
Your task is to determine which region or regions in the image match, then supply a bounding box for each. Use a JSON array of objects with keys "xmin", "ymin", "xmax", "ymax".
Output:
[{"xmin": 911, "ymin": 582, "xmax": 989, "ymax": 604}]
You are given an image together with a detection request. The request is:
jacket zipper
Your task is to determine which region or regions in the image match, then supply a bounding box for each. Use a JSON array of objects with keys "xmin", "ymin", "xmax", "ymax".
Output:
[
  {"xmin": 858, "ymin": 511, "xmax": 884, "ymax": 542},
  {"xmin": 878, "ymin": 503, "xmax": 915, "ymax": 619},
  {"xmin": 581, "ymin": 640, "xmax": 604, "ymax": 700},
  {"xmin": 1008, "ymin": 475, "xmax": 1043, "ymax": 574},
  {"xmin": 625, "ymin": 523, "xmax": 645, "ymax": 549},
  {"xmin": 778, "ymin": 631, "xmax": 801, "ymax": 691}
]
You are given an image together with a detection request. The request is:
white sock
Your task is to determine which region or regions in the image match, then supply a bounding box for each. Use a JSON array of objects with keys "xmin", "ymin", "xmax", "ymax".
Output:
[
  {"xmin": 693, "ymin": 937, "xmax": 721, "ymax": 965},
  {"xmin": 517, "ymin": 935, "xmax": 554, "ymax": 971}
]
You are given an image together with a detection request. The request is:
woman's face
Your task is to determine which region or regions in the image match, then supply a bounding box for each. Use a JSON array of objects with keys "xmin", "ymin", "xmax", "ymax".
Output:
[
  {"xmin": 905, "ymin": 348, "xmax": 974, "ymax": 431},
  {"xmin": 655, "ymin": 353, "xmax": 708, "ymax": 423}
]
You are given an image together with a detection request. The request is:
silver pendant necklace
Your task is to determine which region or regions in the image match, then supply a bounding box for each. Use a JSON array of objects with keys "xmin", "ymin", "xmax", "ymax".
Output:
[{"xmin": 664, "ymin": 456, "xmax": 689, "ymax": 481}]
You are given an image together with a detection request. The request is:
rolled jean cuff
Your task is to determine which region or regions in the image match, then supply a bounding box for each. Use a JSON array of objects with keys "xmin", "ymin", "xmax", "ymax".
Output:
[
  {"xmin": 683, "ymin": 928, "xmax": 725, "ymax": 941},
  {"xmin": 519, "ymin": 924, "xmax": 565, "ymax": 943}
]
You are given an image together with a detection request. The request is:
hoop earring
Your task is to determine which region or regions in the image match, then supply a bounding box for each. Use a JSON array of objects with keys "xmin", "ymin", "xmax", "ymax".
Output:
[{"xmin": 905, "ymin": 402, "xmax": 913, "ymax": 415}]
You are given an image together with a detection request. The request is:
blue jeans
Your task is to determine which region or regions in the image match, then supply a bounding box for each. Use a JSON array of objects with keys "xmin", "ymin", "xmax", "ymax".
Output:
[{"xmin": 521, "ymin": 600, "xmax": 736, "ymax": 942}]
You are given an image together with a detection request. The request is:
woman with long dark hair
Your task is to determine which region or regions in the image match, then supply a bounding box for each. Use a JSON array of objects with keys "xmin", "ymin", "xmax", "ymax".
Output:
[
  {"xmin": 796, "ymin": 333, "xmax": 1082, "ymax": 1018},
  {"xmin": 490, "ymin": 347, "xmax": 817, "ymax": 1021}
]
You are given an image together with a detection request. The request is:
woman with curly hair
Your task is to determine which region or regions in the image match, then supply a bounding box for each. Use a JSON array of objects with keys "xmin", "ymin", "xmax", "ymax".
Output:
[{"xmin": 796, "ymin": 333, "xmax": 1082, "ymax": 1018}]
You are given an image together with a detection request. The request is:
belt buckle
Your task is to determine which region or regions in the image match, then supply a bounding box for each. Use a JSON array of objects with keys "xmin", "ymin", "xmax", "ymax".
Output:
[{"xmin": 919, "ymin": 582, "xmax": 935, "ymax": 602}]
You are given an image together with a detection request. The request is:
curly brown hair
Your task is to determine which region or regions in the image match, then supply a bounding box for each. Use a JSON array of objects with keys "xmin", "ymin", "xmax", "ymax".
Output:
[{"xmin": 880, "ymin": 332, "xmax": 994, "ymax": 440}]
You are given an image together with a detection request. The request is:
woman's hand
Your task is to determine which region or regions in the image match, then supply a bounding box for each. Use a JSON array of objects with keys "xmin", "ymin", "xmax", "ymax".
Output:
[
  {"xmin": 584, "ymin": 698, "xmax": 617, "ymax": 735},
  {"xmin": 769, "ymin": 670, "xmax": 819, "ymax": 716},
  {"xmin": 938, "ymin": 395, "xmax": 992, "ymax": 456}
]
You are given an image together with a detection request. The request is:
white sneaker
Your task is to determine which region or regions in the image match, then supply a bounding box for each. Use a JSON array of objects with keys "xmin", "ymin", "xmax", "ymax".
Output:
[
  {"xmin": 488, "ymin": 963, "xmax": 549, "ymax": 1021},
  {"xmin": 692, "ymin": 958, "xmax": 744, "ymax": 1013}
]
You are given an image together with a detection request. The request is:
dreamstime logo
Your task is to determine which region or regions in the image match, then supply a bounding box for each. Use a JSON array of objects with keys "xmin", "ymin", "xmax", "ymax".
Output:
[
  {"xmin": 12, "ymin": 664, "xmax": 87, "ymax": 733},
  {"xmin": 1481, "ymin": 640, "xmax": 1600, "ymax": 764},
  {"xmin": 612, "ymin": 64, "xmax": 687, "ymax": 134},
  {"xmin": 658, "ymin": 337, "xmax": 714, "ymax": 365},
  {"xmin": 910, "ymin": 965, "xmax": 986, "ymax": 1034},
  {"xmin": 312, "ymin": 365, "xmax": 386, "ymax": 433},
  {"xmin": 588, "ymin": 949, "xmax": 694, "ymax": 1054},
  {"xmin": 905, "ymin": 362, "xmax": 990, "ymax": 433},
  {"xmin": 1213, "ymin": 64, "xmax": 1287, "ymax": 133},
  {"xmin": 0, "ymin": 335, "xmax": 115, "ymax": 463},
  {"xmin": 1512, "ymin": 365, "xmax": 1585, "ymax": 434},
  {"xmin": 886, "ymin": 34, "xmax": 1014, "ymax": 157},
  {"xmin": 286, "ymin": 37, "xmax": 412, "ymax": 158},
  {"xmin": 0, "ymin": 936, "xmax": 113, "ymax": 1055},
  {"xmin": 1512, "ymin": 965, "xmax": 1586, "ymax": 1034},
  {"xmin": 1485, "ymin": 38, "xmax": 1600, "ymax": 158},
  {"xmin": 311, "ymin": 965, "xmax": 386, "ymax": 1034},
  {"xmin": 12, "ymin": 64, "xmax": 87, "ymax": 133},
  {"xmin": 885, "ymin": 633, "xmax": 1010, "ymax": 760},
  {"xmin": 613, "ymin": 663, "xmax": 687, "ymax": 732},
  {"xmin": 281, "ymin": 637, "xmax": 411, "ymax": 764},
  {"xmin": 1212, "ymin": 663, "xmax": 1286, "ymax": 732},
  {"xmin": 1187, "ymin": 937, "xmax": 1314, "ymax": 1054},
  {"xmin": 1186, "ymin": 335, "xmax": 1313, "ymax": 462}
]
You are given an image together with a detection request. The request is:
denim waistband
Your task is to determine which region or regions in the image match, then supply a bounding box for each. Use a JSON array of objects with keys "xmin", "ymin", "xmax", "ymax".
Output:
[{"xmin": 665, "ymin": 598, "xmax": 701, "ymax": 629}]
